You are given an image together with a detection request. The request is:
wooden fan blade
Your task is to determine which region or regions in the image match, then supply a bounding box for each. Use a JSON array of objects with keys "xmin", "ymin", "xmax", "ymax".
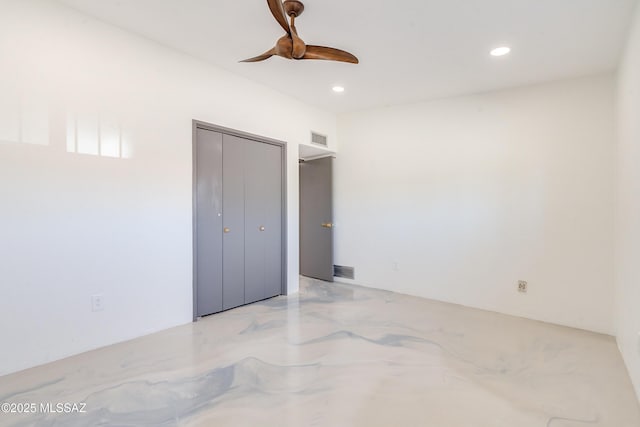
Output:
[
  {"xmin": 302, "ymin": 45, "xmax": 359, "ymax": 64},
  {"xmin": 240, "ymin": 48, "xmax": 276, "ymax": 63},
  {"xmin": 290, "ymin": 23, "xmax": 306, "ymax": 59},
  {"xmin": 267, "ymin": 0, "xmax": 290, "ymax": 35}
]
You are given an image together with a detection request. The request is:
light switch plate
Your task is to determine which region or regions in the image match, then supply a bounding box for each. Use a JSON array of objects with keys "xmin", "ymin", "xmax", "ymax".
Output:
[{"xmin": 91, "ymin": 294, "xmax": 104, "ymax": 312}]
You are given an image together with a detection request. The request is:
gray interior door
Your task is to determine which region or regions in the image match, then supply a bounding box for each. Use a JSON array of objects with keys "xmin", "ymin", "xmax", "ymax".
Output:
[
  {"xmin": 299, "ymin": 157, "xmax": 333, "ymax": 281},
  {"xmin": 261, "ymin": 142, "xmax": 283, "ymax": 298},
  {"xmin": 222, "ymin": 134, "xmax": 246, "ymax": 310},
  {"xmin": 244, "ymin": 140, "xmax": 283, "ymax": 302},
  {"xmin": 195, "ymin": 129, "xmax": 223, "ymax": 317}
]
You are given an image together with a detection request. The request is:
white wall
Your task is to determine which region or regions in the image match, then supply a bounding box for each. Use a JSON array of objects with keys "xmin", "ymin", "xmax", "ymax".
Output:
[
  {"xmin": 335, "ymin": 75, "xmax": 615, "ymax": 334},
  {"xmin": 615, "ymin": 2, "xmax": 640, "ymax": 401},
  {"xmin": 0, "ymin": 0, "xmax": 336, "ymax": 376}
]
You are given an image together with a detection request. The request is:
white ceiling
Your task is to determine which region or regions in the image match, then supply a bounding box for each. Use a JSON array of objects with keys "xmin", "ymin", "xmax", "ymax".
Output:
[{"xmin": 57, "ymin": 0, "xmax": 638, "ymax": 113}]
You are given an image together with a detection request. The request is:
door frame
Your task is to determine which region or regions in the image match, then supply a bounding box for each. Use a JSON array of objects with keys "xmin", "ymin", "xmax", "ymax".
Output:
[{"xmin": 192, "ymin": 120, "xmax": 288, "ymax": 321}]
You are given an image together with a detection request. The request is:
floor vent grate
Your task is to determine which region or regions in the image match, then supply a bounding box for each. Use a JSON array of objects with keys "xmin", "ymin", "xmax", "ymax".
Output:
[{"xmin": 333, "ymin": 265, "xmax": 355, "ymax": 279}]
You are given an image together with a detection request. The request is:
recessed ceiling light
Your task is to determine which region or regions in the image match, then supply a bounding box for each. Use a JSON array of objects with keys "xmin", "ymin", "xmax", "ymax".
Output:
[
  {"xmin": 332, "ymin": 86, "xmax": 345, "ymax": 93},
  {"xmin": 490, "ymin": 46, "xmax": 511, "ymax": 57}
]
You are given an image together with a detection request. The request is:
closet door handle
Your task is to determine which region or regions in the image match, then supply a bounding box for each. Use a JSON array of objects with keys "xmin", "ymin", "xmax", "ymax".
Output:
[
  {"xmin": 259, "ymin": 226, "xmax": 265, "ymax": 231},
  {"xmin": 224, "ymin": 227, "xmax": 230, "ymax": 233}
]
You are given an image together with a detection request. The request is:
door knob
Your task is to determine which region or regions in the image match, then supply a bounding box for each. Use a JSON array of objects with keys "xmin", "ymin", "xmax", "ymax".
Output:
[
  {"xmin": 259, "ymin": 226, "xmax": 265, "ymax": 231},
  {"xmin": 321, "ymin": 223, "xmax": 333, "ymax": 229},
  {"xmin": 224, "ymin": 227, "xmax": 230, "ymax": 233}
]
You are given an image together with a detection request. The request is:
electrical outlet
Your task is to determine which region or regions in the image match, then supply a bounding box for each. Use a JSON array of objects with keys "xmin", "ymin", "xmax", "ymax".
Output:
[
  {"xmin": 91, "ymin": 294, "xmax": 104, "ymax": 312},
  {"xmin": 518, "ymin": 280, "xmax": 528, "ymax": 293},
  {"xmin": 392, "ymin": 262, "xmax": 399, "ymax": 272}
]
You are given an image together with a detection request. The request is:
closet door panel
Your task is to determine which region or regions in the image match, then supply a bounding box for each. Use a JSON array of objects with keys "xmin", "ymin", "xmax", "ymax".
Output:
[
  {"xmin": 244, "ymin": 139, "xmax": 268, "ymax": 303},
  {"xmin": 195, "ymin": 129, "xmax": 223, "ymax": 316},
  {"xmin": 263, "ymin": 143, "xmax": 283, "ymax": 298},
  {"xmin": 222, "ymin": 135, "xmax": 246, "ymax": 310}
]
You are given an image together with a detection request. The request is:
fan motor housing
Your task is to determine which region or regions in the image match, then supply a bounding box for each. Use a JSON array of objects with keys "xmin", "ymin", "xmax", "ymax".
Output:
[{"xmin": 283, "ymin": 0, "xmax": 305, "ymax": 17}]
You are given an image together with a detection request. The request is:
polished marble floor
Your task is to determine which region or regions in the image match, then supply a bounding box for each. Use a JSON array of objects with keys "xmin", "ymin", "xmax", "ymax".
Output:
[{"xmin": 1, "ymin": 278, "xmax": 639, "ymax": 427}]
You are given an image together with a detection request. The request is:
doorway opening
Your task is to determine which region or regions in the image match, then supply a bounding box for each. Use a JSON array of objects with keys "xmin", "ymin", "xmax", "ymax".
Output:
[{"xmin": 299, "ymin": 144, "xmax": 335, "ymax": 282}]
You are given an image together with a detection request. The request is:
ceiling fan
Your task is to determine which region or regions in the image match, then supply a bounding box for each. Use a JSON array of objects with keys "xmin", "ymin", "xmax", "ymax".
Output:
[{"xmin": 241, "ymin": 0, "xmax": 359, "ymax": 64}]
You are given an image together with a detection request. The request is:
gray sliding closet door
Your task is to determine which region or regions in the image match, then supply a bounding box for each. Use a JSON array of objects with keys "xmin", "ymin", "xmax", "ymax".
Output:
[
  {"xmin": 222, "ymin": 134, "xmax": 246, "ymax": 310},
  {"xmin": 244, "ymin": 140, "xmax": 282, "ymax": 303},
  {"xmin": 195, "ymin": 129, "xmax": 223, "ymax": 317}
]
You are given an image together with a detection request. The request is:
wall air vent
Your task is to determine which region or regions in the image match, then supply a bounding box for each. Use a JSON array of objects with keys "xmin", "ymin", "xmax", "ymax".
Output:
[
  {"xmin": 334, "ymin": 265, "xmax": 355, "ymax": 280},
  {"xmin": 311, "ymin": 132, "xmax": 328, "ymax": 146}
]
